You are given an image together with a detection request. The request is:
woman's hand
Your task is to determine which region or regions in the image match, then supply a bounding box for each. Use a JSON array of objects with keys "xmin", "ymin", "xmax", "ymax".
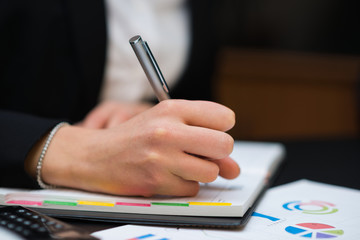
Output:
[
  {"xmin": 78, "ymin": 101, "xmax": 152, "ymax": 128},
  {"xmin": 37, "ymin": 100, "xmax": 240, "ymax": 197}
]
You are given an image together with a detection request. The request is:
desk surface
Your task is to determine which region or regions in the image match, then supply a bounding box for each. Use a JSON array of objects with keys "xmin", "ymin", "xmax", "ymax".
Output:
[
  {"xmin": 65, "ymin": 138, "xmax": 360, "ymax": 233},
  {"xmin": 273, "ymin": 138, "xmax": 360, "ymax": 190}
]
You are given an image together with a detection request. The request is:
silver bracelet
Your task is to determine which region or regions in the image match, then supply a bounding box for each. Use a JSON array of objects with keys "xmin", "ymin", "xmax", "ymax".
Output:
[{"xmin": 36, "ymin": 122, "xmax": 69, "ymax": 189}]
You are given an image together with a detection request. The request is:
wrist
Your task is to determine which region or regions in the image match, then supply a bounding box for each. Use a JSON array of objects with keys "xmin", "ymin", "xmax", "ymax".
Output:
[
  {"xmin": 24, "ymin": 133, "xmax": 48, "ymax": 178},
  {"xmin": 36, "ymin": 122, "xmax": 69, "ymax": 188},
  {"xmin": 40, "ymin": 124, "xmax": 98, "ymax": 190},
  {"xmin": 24, "ymin": 122, "xmax": 70, "ymax": 188}
]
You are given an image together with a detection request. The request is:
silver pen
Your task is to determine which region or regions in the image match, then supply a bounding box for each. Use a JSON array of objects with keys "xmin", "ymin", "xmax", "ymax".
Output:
[{"xmin": 129, "ymin": 35, "xmax": 170, "ymax": 101}]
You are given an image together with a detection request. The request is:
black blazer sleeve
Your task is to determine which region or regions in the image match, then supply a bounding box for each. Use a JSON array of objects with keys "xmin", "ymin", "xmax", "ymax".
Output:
[
  {"xmin": 0, "ymin": 0, "xmax": 107, "ymax": 187},
  {"xmin": 0, "ymin": 112, "xmax": 59, "ymax": 188}
]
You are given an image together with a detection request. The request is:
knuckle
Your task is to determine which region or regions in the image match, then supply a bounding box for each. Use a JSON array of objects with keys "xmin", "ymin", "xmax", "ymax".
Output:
[
  {"xmin": 152, "ymin": 126, "xmax": 169, "ymax": 138},
  {"xmin": 146, "ymin": 125, "xmax": 171, "ymax": 144},
  {"xmin": 143, "ymin": 149, "xmax": 162, "ymax": 166}
]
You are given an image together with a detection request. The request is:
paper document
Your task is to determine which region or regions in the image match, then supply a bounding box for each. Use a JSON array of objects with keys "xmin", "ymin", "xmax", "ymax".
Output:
[{"xmin": 92, "ymin": 180, "xmax": 360, "ymax": 240}]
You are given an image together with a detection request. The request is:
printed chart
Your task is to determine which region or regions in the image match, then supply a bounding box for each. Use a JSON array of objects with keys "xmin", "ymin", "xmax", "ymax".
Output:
[
  {"xmin": 252, "ymin": 212, "xmax": 281, "ymax": 222},
  {"xmin": 127, "ymin": 233, "xmax": 169, "ymax": 240},
  {"xmin": 285, "ymin": 223, "xmax": 344, "ymax": 238},
  {"xmin": 90, "ymin": 180, "xmax": 360, "ymax": 240},
  {"xmin": 282, "ymin": 200, "xmax": 338, "ymax": 215}
]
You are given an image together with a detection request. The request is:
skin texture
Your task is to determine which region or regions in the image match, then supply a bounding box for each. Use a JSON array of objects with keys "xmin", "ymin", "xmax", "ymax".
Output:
[{"xmin": 25, "ymin": 100, "xmax": 240, "ymax": 197}]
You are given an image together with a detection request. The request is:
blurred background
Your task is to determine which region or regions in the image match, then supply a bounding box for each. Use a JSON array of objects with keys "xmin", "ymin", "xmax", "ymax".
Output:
[{"xmin": 211, "ymin": 0, "xmax": 360, "ymax": 142}]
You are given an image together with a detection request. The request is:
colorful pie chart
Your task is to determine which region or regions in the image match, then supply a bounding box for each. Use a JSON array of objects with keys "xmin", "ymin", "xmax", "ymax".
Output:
[
  {"xmin": 285, "ymin": 223, "xmax": 344, "ymax": 238},
  {"xmin": 282, "ymin": 200, "xmax": 338, "ymax": 214}
]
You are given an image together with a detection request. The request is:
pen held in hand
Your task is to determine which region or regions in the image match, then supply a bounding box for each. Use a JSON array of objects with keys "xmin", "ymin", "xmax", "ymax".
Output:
[{"xmin": 129, "ymin": 35, "xmax": 171, "ymax": 102}]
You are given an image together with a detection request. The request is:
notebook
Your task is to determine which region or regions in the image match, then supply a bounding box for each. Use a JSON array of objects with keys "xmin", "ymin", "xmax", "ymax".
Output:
[{"xmin": 0, "ymin": 141, "xmax": 285, "ymax": 228}]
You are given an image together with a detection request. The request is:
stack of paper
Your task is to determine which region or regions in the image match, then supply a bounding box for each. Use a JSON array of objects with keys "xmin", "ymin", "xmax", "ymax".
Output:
[{"xmin": 92, "ymin": 180, "xmax": 360, "ymax": 240}]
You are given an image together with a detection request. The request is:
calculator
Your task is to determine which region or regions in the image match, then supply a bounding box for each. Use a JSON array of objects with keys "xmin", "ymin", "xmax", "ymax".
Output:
[{"xmin": 0, "ymin": 205, "xmax": 98, "ymax": 239}]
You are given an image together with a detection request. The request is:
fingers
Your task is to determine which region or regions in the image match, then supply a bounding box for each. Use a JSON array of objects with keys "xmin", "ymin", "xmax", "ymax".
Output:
[
  {"xmin": 106, "ymin": 114, "xmax": 128, "ymax": 128},
  {"xmin": 170, "ymin": 152, "xmax": 239, "ymax": 184},
  {"xmin": 171, "ymin": 152, "xmax": 220, "ymax": 183},
  {"xmin": 212, "ymin": 156, "xmax": 240, "ymax": 179},
  {"xmin": 156, "ymin": 100, "xmax": 235, "ymax": 132},
  {"xmin": 142, "ymin": 99, "xmax": 238, "ymax": 184},
  {"xmin": 82, "ymin": 103, "xmax": 112, "ymax": 128},
  {"xmin": 151, "ymin": 178, "xmax": 200, "ymax": 197},
  {"xmin": 153, "ymin": 155, "xmax": 239, "ymax": 196},
  {"xmin": 176, "ymin": 126, "xmax": 234, "ymax": 160},
  {"xmin": 81, "ymin": 101, "xmax": 152, "ymax": 129}
]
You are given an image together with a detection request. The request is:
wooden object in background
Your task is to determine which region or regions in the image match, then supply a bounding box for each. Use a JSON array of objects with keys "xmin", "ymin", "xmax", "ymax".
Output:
[{"xmin": 214, "ymin": 48, "xmax": 359, "ymax": 140}]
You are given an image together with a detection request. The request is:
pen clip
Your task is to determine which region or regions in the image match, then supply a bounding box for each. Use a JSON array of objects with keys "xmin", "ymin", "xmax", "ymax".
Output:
[{"xmin": 143, "ymin": 41, "xmax": 170, "ymax": 93}]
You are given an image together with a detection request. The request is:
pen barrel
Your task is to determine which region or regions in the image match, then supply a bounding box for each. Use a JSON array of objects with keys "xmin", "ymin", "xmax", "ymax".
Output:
[{"xmin": 130, "ymin": 35, "xmax": 170, "ymax": 101}]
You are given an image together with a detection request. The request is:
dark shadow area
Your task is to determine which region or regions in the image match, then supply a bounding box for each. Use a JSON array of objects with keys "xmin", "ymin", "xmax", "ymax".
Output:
[{"xmin": 214, "ymin": 0, "xmax": 360, "ymax": 55}]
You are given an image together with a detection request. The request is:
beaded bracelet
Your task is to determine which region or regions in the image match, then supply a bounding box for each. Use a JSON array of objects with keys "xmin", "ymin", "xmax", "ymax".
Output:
[{"xmin": 36, "ymin": 122, "xmax": 69, "ymax": 189}]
